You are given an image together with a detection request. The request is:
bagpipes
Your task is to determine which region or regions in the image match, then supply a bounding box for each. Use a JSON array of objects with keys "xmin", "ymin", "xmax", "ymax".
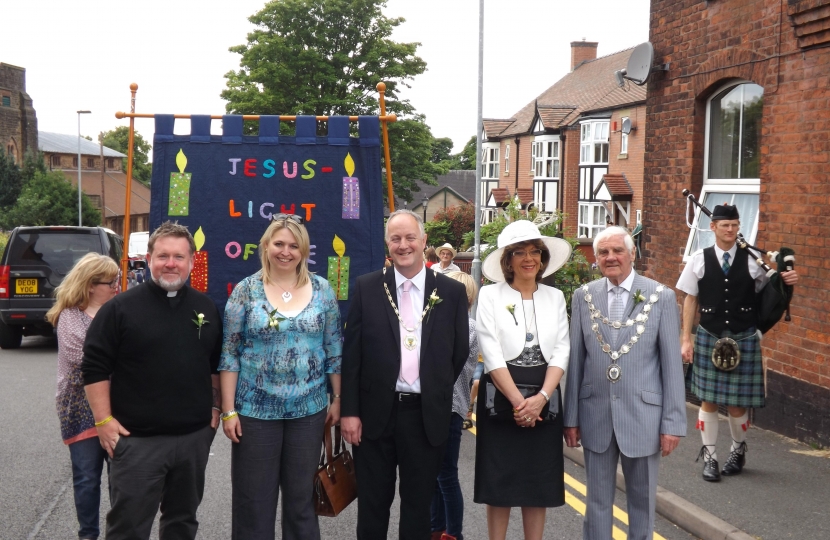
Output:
[{"xmin": 682, "ymin": 189, "xmax": 795, "ymax": 334}]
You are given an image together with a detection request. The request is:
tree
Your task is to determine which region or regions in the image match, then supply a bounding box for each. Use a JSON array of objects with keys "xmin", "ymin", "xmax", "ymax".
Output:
[
  {"xmin": 444, "ymin": 136, "xmax": 476, "ymax": 170},
  {"xmin": 423, "ymin": 221, "xmax": 452, "ymax": 247},
  {"xmin": 0, "ymin": 152, "xmax": 23, "ymax": 209},
  {"xmin": 432, "ymin": 202, "xmax": 475, "ymax": 249},
  {"xmin": 222, "ymin": 0, "xmax": 444, "ymax": 201},
  {"xmin": 0, "ymin": 170, "xmax": 100, "ymax": 229},
  {"xmin": 101, "ymin": 127, "xmax": 153, "ymax": 186}
]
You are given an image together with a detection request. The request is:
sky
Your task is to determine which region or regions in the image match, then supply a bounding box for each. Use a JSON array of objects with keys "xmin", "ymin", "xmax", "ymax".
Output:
[{"xmin": 1, "ymin": 0, "xmax": 650, "ymax": 154}]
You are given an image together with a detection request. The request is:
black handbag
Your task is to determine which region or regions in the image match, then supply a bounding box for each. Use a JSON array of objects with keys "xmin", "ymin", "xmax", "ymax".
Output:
[{"xmin": 483, "ymin": 363, "xmax": 559, "ymax": 421}]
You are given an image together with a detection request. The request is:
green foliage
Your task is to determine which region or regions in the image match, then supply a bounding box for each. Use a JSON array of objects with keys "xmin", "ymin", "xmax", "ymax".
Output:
[
  {"xmin": 0, "ymin": 231, "xmax": 9, "ymax": 254},
  {"xmin": 222, "ymin": 0, "xmax": 450, "ymax": 201},
  {"xmin": 463, "ymin": 203, "xmax": 599, "ymax": 315},
  {"xmin": 443, "ymin": 135, "xmax": 476, "ymax": 170},
  {"xmin": 431, "ymin": 202, "xmax": 475, "ymax": 249},
  {"xmin": 423, "ymin": 221, "xmax": 452, "ymax": 247},
  {"xmin": 0, "ymin": 170, "xmax": 101, "ymax": 229},
  {"xmin": 20, "ymin": 151, "xmax": 47, "ymax": 182},
  {"xmin": 0, "ymin": 152, "xmax": 23, "ymax": 209},
  {"xmin": 386, "ymin": 117, "xmax": 447, "ymax": 203},
  {"xmin": 222, "ymin": 0, "xmax": 425, "ymax": 120},
  {"xmin": 101, "ymin": 127, "xmax": 153, "ymax": 186}
]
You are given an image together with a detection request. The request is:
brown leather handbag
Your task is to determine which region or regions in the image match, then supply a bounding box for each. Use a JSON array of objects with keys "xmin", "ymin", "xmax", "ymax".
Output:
[{"xmin": 313, "ymin": 420, "xmax": 357, "ymax": 517}]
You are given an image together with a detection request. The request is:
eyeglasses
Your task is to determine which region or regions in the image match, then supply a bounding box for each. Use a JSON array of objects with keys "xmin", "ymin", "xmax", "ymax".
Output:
[
  {"xmin": 511, "ymin": 248, "xmax": 543, "ymax": 259},
  {"xmin": 93, "ymin": 279, "xmax": 119, "ymax": 289},
  {"xmin": 271, "ymin": 213, "xmax": 304, "ymax": 224}
]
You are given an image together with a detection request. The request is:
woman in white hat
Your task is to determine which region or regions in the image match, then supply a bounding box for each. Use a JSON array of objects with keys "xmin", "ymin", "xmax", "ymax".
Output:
[
  {"xmin": 435, "ymin": 243, "xmax": 461, "ymax": 274},
  {"xmin": 474, "ymin": 220, "xmax": 572, "ymax": 540}
]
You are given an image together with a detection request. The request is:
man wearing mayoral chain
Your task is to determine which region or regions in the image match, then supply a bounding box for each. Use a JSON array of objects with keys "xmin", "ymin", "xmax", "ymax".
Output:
[
  {"xmin": 678, "ymin": 203, "xmax": 798, "ymax": 482},
  {"xmin": 564, "ymin": 226, "xmax": 686, "ymax": 540},
  {"xmin": 341, "ymin": 209, "xmax": 469, "ymax": 540}
]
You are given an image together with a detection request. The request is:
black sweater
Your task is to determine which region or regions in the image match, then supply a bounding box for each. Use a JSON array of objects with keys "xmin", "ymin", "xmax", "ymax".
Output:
[{"xmin": 82, "ymin": 280, "xmax": 222, "ymax": 436}]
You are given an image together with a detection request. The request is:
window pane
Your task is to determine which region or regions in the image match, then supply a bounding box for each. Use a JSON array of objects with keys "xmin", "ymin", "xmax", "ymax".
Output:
[
  {"xmin": 552, "ymin": 142, "xmax": 559, "ymax": 158},
  {"xmin": 581, "ymin": 124, "xmax": 590, "ymax": 141},
  {"xmin": 552, "ymin": 160, "xmax": 559, "ymax": 178},
  {"xmin": 741, "ymin": 84, "xmax": 763, "ymax": 178}
]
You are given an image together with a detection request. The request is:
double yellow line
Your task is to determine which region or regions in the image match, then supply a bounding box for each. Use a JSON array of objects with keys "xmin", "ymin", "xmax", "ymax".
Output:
[{"xmin": 468, "ymin": 414, "xmax": 667, "ymax": 540}]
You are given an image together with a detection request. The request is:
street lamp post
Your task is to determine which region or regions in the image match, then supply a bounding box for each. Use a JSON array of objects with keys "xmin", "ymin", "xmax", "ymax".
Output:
[
  {"xmin": 422, "ymin": 194, "xmax": 429, "ymax": 223},
  {"xmin": 77, "ymin": 110, "xmax": 91, "ymax": 226}
]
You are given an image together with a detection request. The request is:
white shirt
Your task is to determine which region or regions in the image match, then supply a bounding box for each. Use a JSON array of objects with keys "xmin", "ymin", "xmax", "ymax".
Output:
[
  {"xmin": 394, "ymin": 265, "xmax": 427, "ymax": 393},
  {"xmin": 676, "ymin": 244, "xmax": 767, "ymax": 295},
  {"xmin": 606, "ymin": 269, "xmax": 636, "ymax": 310}
]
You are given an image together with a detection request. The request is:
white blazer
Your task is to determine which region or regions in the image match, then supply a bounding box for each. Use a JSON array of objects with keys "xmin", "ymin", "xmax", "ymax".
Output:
[{"xmin": 476, "ymin": 281, "xmax": 570, "ymax": 373}]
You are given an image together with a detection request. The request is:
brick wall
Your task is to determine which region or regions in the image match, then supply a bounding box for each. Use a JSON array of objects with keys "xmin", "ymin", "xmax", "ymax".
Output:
[
  {"xmin": 646, "ymin": 0, "xmax": 830, "ymax": 446},
  {"xmin": 571, "ymin": 41, "xmax": 599, "ymax": 71}
]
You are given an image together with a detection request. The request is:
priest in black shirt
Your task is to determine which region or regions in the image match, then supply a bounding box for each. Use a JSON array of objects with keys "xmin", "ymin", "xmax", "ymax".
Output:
[{"xmin": 82, "ymin": 221, "xmax": 222, "ymax": 540}]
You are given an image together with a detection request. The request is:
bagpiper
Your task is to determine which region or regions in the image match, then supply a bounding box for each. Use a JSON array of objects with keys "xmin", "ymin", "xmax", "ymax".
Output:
[{"xmin": 678, "ymin": 203, "xmax": 798, "ymax": 481}]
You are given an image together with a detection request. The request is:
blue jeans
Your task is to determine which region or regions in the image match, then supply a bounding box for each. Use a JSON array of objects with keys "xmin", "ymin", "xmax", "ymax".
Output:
[
  {"xmin": 430, "ymin": 413, "xmax": 464, "ymax": 539},
  {"xmin": 68, "ymin": 437, "xmax": 109, "ymax": 539}
]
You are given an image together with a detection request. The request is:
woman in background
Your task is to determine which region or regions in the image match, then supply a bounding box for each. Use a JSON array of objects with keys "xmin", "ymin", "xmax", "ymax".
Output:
[
  {"xmin": 430, "ymin": 271, "xmax": 479, "ymax": 540},
  {"xmin": 219, "ymin": 214, "xmax": 342, "ymax": 540},
  {"xmin": 46, "ymin": 253, "xmax": 119, "ymax": 540}
]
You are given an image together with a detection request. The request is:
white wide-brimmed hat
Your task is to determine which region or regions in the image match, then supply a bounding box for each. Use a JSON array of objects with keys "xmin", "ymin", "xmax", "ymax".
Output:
[
  {"xmin": 436, "ymin": 243, "xmax": 457, "ymax": 259},
  {"xmin": 482, "ymin": 220, "xmax": 572, "ymax": 282}
]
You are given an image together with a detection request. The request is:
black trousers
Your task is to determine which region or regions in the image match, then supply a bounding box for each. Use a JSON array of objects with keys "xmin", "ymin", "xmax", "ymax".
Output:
[
  {"xmin": 353, "ymin": 398, "xmax": 447, "ymax": 540},
  {"xmin": 106, "ymin": 425, "xmax": 216, "ymax": 540}
]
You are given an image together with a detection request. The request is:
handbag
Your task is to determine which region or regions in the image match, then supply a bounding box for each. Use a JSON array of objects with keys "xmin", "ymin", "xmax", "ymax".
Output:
[
  {"xmin": 313, "ymin": 420, "xmax": 357, "ymax": 517},
  {"xmin": 483, "ymin": 363, "xmax": 559, "ymax": 421}
]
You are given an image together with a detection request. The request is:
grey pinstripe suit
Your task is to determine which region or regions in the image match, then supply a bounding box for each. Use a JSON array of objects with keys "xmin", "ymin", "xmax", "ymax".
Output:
[{"xmin": 564, "ymin": 273, "xmax": 686, "ymax": 540}]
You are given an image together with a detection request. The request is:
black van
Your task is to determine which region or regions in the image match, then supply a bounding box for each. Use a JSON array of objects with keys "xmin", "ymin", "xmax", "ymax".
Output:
[{"xmin": 0, "ymin": 226, "xmax": 123, "ymax": 349}]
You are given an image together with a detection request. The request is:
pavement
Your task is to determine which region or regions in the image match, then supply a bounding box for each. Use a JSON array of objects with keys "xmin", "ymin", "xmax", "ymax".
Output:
[{"xmin": 563, "ymin": 403, "xmax": 830, "ymax": 540}]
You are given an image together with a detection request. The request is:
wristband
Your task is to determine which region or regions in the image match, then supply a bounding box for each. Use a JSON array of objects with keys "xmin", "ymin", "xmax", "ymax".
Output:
[
  {"xmin": 538, "ymin": 389, "xmax": 550, "ymax": 402},
  {"xmin": 221, "ymin": 410, "xmax": 238, "ymax": 421},
  {"xmin": 332, "ymin": 394, "xmax": 341, "ymax": 399},
  {"xmin": 212, "ymin": 406, "xmax": 221, "ymax": 412},
  {"xmin": 95, "ymin": 415, "xmax": 113, "ymax": 427}
]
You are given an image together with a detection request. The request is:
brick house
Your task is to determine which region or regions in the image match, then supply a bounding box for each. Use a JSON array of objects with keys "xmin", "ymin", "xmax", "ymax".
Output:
[
  {"xmin": 645, "ymin": 0, "xmax": 830, "ymax": 445},
  {"xmin": 39, "ymin": 131, "xmax": 151, "ymax": 234},
  {"xmin": 481, "ymin": 41, "xmax": 647, "ymax": 260},
  {"xmin": 0, "ymin": 62, "xmax": 38, "ymax": 164}
]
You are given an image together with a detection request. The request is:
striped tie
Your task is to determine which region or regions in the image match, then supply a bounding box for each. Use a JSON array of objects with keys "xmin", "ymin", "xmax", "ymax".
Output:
[
  {"xmin": 611, "ymin": 286, "xmax": 623, "ymax": 344},
  {"xmin": 722, "ymin": 252, "xmax": 731, "ymax": 275}
]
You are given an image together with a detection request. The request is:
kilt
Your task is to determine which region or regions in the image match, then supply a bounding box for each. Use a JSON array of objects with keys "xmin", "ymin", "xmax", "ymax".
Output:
[{"xmin": 691, "ymin": 325, "xmax": 765, "ymax": 408}]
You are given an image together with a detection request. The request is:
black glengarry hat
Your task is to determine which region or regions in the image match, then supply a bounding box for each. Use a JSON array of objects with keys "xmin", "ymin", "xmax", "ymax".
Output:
[{"xmin": 711, "ymin": 203, "xmax": 739, "ymax": 221}]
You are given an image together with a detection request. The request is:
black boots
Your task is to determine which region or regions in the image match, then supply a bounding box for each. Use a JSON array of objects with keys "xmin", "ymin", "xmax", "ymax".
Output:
[
  {"xmin": 721, "ymin": 441, "xmax": 747, "ymax": 476},
  {"xmin": 696, "ymin": 445, "xmax": 721, "ymax": 482}
]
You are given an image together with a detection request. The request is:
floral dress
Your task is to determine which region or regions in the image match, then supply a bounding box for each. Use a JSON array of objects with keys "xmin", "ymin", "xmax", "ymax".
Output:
[{"xmin": 56, "ymin": 308, "xmax": 97, "ymax": 445}]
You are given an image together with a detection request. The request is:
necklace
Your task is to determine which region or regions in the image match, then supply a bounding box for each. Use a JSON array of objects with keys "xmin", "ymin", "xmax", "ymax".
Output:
[
  {"xmin": 582, "ymin": 283, "xmax": 665, "ymax": 383},
  {"xmin": 523, "ymin": 298, "xmax": 536, "ymax": 342},
  {"xmin": 271, "ymin": 278, "xmax": 296, "ymax": 303},
  {"xmin": 382, "ymin": 268, "xmax": 439, "ymax": 350}
]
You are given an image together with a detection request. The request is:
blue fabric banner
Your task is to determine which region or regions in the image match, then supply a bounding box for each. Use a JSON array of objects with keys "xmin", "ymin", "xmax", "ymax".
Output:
[{"xmin": 150, "ymin": 117, "xmax": 386, "ymax": 319}]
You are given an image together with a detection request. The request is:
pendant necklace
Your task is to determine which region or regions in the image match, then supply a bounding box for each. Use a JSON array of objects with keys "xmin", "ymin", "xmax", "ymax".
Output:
[
  {"xmin": 523, "ymin": 298, "xmax": 537, "ymax": 342},
  {"xmin": 272, "ymin": 279, "xmax": 296, "ymax": 303}
]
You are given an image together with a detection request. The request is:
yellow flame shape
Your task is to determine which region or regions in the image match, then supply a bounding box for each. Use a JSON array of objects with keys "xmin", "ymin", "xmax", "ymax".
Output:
[
  {"xmin": 344, "ymin": 153, "xmax": 355, "ymax": 177},
  {"xmin": 332, "ymin": 234, "xmax": 346, "ymax": 257},
  {"xmin": 176, "ymin": 148, "xmax": 188, "ymax": 174},
  {"xmin": 194, "ymin": 226, "xmax": 205, "ymax": 251}
]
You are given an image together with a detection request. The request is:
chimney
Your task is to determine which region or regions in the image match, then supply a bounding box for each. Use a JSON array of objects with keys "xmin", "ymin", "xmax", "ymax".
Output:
[{"xmin": 571, "ymin": 39, "xmax": 598, "ymax": 71}]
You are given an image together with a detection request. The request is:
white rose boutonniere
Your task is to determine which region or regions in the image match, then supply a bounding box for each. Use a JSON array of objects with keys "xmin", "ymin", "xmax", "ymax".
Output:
[
  {"xmin": 262, "ymin": 305, "xmax": 286, "ymax": 330},
  {"xmin": 192, "ymin": 311, "xmax": 209, "ymax": 339},
  {"xmin": 425, "ymin": 290, "xmax": 442, "ymax": 323},
  {"xmin": 506, "ymin": 304, "xmax": 518, "ymax": 325},
  {"xmin": 627, "ymin": 289, "xmax": 647, "ymax": 317}
]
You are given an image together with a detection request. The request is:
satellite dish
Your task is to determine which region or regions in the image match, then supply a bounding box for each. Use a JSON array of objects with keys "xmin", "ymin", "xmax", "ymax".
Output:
[
  {"xmin": 621, "ymin": 117, "xmax": 633, "ymax": 134},
  {"xmin": 626, "ymin": 42, "xmax": 654, "ymax": 86}
]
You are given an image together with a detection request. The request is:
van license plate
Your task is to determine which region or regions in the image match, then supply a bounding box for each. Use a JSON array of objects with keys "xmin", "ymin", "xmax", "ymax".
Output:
[{"xmin": 15, "ymin": 279, "xmax": 38, "ymax": 295}]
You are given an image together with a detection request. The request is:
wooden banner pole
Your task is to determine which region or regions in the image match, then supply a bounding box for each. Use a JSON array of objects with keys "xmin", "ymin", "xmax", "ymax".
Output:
[
  {"xmin": 120, "ymin": 83, "xmax": 137, "ymax": 291},
  {"xmin": 376, "ymin": 82, "xmax": 396, "ymax": 214}
]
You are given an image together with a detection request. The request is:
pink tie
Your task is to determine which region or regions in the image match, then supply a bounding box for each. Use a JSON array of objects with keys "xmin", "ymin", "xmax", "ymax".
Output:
[{"xmin": 400, "ymin": 280, "xmax": 419, "ymax": 385}]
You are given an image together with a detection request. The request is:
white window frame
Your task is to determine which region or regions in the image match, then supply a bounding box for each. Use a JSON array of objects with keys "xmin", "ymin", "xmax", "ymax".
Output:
[
  {"xmin": 620, "ymin": 117, "xmax": 629, "ymax": 155},
  {"xmin": 504, "ymin": 144, "xmax": 510, "ymax": 174},
  {"xmin": 578, "ymin": 202, "xmax": 607, "ymax": 239},
  {"xmin": 532, "ymin": 135, "xmax": 560, "ymax": 180},
  {"xmin": 481, "ymin": 142, "xmax": 499, "ymax": 180},
  {"xmin": 683, "ymin": 81, "xmax": 763, "ymax": 260},
  {"xmin": 580, "ymin": 120, "xmax": 610, "ymax": 165}
]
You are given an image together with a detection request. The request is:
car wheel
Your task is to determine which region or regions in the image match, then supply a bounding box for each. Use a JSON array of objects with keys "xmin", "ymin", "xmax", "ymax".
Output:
[{"xmin": 0, "ymin": 320, "xmax": 23, "ymax": 349}]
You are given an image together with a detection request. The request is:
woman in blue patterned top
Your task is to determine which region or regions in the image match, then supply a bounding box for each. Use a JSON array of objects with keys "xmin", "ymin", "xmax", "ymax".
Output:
[{"xmin": 219, "ymin": 214, "xmax": 342, "ymax": 540}]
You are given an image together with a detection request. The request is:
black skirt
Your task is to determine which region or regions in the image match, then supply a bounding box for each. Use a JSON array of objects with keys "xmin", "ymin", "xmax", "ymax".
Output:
[{"xmin": 473, "ymin": 362, "xmax": 565, "ymax": 507}]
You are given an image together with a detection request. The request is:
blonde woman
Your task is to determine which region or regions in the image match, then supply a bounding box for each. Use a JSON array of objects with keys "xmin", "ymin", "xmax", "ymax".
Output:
[
  {"xmin": 219, "ymin": 214, "xmax": 342, "ymax": 540},
  {"xmin": 46, "ymin": 253, "xmax": 119, "ymax": 540}
]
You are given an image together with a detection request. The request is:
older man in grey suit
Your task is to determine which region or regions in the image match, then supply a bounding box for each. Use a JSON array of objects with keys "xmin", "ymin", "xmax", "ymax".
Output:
[{"xmin": 564, "ymin": 226, "xmax": 686, "ymax": 540}]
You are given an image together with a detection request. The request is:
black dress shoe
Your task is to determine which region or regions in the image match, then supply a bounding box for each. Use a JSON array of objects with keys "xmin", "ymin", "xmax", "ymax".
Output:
[
  {"xmin": 722, "ymin": 442, "xmax": 747, "ymax": 476},
  {"xmin": 696, "ymin": 445, "xmax": 721, "ymax": 482}
]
